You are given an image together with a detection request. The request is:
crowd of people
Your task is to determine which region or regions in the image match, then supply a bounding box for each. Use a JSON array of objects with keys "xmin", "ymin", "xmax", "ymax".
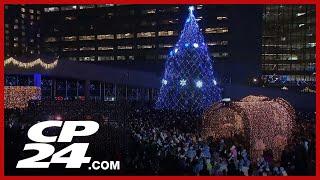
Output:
[
  {"xmin": 4, "ymin": 100, "xmax": 316, "ymax": 176},
  {"xmin": 126, "ymin": 108, "xmax": 315, "ymax": 176}
]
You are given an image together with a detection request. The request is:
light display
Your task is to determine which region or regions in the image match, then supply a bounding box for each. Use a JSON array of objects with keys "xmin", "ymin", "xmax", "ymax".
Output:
[
  {"xmin": 4, "ymin": 57, "xmax": 58, "ymax": 70},
  {"xmin": 4, "ymin": 86, "xmax": 41, "ymax": 109},
  {"xmin": 156, "ymin": 6, "xmax": 221, "ymax": 112},
  {"xmin": 202, "ymin": 95, "xmax": 295, "ymax": 162}
]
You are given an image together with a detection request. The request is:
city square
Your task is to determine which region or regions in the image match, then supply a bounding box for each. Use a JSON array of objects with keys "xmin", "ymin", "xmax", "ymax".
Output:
[{"xmin": 4, "ymin": 4, "xmax": 316, "ymax": 176}]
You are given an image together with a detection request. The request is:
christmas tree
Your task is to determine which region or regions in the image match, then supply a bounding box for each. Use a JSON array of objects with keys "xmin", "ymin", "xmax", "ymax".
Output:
[{"xmin": 156, "ymin": 6, "xmax": 221, "ymax": 112}]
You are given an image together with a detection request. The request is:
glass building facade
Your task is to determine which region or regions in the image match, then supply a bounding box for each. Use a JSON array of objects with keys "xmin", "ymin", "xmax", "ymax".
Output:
[{"xmin": 261, "ymin": 5, "xmax": 316, "ymax": 88}]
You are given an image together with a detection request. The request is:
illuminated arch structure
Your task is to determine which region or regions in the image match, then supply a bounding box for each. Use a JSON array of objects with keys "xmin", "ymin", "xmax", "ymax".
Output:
[{"xmin": 202, "ymin": 95, "xmax": 295, "ymax": 162}]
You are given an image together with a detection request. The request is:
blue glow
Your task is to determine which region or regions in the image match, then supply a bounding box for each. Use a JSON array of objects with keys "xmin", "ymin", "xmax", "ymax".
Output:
[
  {"xmin": 196, "ymin": 80, "xmax": 203, "ymax": 88},
  {"xmin": 162, "ymin": 79, "xmax": 168, "ymax": 85},
  {"xmin": 180, "ymin": 79, "xmax": 187, "ymax": 86},
  {"xmin": 156, "ymin": 6, "xmax": 221, "ymax": 112},
  {"xmin": 189, "ymin": 6, "xmax": 195, "ymax": 12},
  {"xmin": 213, "ymin": 79, "xmax": 217, "ymax": 85}
]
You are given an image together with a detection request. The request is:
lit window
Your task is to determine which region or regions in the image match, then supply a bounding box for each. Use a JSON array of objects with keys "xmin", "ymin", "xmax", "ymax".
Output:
[
  {"xmin": 5, "ymin": 30, "xmax": 9, "ymax": 34},
  {"xmin": 137, "ymin": 44, "xmax": 156, "ymax": 49},
  {"xmin": 97, "ymin": 34, "xmax": 114, "ymax": 40},
  {"xmin": 5, "ymin": 24, "xmax": 9, "ymax": 28},
  {"xmin": 158, "ymin": 55, "xmax": 168, "ymax": 59},
  {"xmin": 97, "ymin": 4, "xmax": 114, "ymax": 8},
  {"xmin": 37, "ymin": 10, "xmax": 41, "ymax": 14},
  {"xmin": 212, "ymin": 52, "xmax": 229, "ymax": 58},
  {"xmin": 117, "ymin": 45, "xmax": 133, "ymax": 50},
  {"xmin": 129, "ymin": 56, "xmax": 135, "ymax": 60},
  {"xmin": 65, "ymin": 16, "xmax": 76, "ymax": 20},
  {"xmin": 205, "ymin": 27, "xmax": 228, "ymax": 34},
  {"xmin": 160, "ymin": 19, "xmax": 179, "ymax": 25},
  {"xmin": 68, "ymin": 57, "xmax": 77, "ymax": 61},
  {"xmin": 79, "ymin": 5, "xmax": 95, "ymax": 9},
  {"xmin": 30, "ymin": 39, "xmax": 34, "ymax": 43},
  {"xmin": 196, "ymin": 5, "xmax": 203, "ymax": 10},
  {"xmin": 207, "ymin": 41, "xmax": 228, "ymax": 46},
  {"xmin": 137, "ymin": 32, "xmax": 156, "ymax": 38},
  {"xmin": 45, "ymin": 37, "xmax": 57, "ymax": 42},
  {"xmin": 14, "ymin": 43, "xmax": 19, "ymax": 47},
  {"xmin": 116, "ymin": 33, "xmax": 133, "ymax": 39},
  {"xmin": 63, "ymin": 47, "xmax": 77, "ymax": 52},
  {"xmin": 62, "ymin": 36, "xmax": 77, "ymax": 41},
  {"xmin": 117, "ymin": 56, "xmax": 126, "ymax": 60},
  {"xmin": 159, "ymin": 44, "xmax": 174, "ymax": 48},
  {"xmin": 98, "ymin": 56, "xmax": 114, "ymax": 61},
  {"xmin": 14, "ymin": 25, "xmax": 18, "ymax": 29},
  {"xmin": 307, "ymin": 42, "xmax": 316, "ymax": 48},
  {"xmin": 22, "ymin": 32, "xmax": 25, "ymax": 36},
  {"xmin": 29, "ymin": 9, "xmax": 34, "ymax": 13},
  {"xmin": 98, "ymin": 46, "xmax": 113, "ymax": 50},
  {"xmin": 217, "ymin": 16, "xmax": 228, "ymax": 20},
  {"xmin": 61, "ymin": 6, "xmax": 77, "ymax": 11},
  {"xmin": 80, "ymin": 47, "xmax": 95, "ymax": 51},
  {"xmin": 296, "ymin": 12, "xmax": 306, "ymax": 17},
  {"xmin": 140, "ymin": 20, "xmax": 157, "ymax": 26},
  {"xmin": 142, "ymin": 9, "xmax": 156, "ymax": 14},
  {"xmin": 14, "ymin": 37, "xmax": 18, "ymax": 41},
  {"xmin": 159, "ymin": 6, "xmax": 179, "ymax": 13},
  {"xmin": 79, "ymin": 56, "xmax": 95, "ymax": 61},
  {"xmin": 44, "ymin": 7, "xmax": 59, "ymax": 12},
  {"xmin": 79, "ymin": 35, "xmax": 95, "ymax": 41},
  {"xmin": 106, "ymin": 12, "xmax": 114, "ymax": 17},
  {"xmin": 30, "ymin": 15, "xmax": 34, "ymax": 19},
  {"xmin": 158, "ymin": 30, "xmax": 177, "ymax": 37}
]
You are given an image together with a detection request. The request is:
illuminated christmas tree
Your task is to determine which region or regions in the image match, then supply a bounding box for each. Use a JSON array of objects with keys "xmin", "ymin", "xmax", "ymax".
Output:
[{"xmin": 156, "ymin": 6, "xmax": 221, "ymax": 112}]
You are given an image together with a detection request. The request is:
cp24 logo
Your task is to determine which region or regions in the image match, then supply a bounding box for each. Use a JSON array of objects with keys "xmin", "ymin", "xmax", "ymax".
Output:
[{"xmin": 16, "ymin": 121, "xmax": 99, "ymax": 168}]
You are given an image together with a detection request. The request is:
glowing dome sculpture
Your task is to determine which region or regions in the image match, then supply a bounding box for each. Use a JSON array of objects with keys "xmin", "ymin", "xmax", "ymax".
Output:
[{"xmin": 202, "ymin": 95, "xmax": 295, "ymax": 161}]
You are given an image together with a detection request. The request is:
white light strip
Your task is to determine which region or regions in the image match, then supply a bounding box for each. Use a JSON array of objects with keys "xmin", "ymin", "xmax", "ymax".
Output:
[{"xmin": 4, "ymin": 57, "xmax": 58, "ymax": 70}]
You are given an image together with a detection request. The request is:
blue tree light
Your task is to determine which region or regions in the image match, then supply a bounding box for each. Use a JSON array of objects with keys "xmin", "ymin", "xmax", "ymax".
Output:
[
  {"xmin": 180, "ymin": 79, "xmax": 187, "ymax": 86},
  {"xmin": 162, "ymin": 79, "xmax": 168, "ymax": 85},
  {"xmin": 196, "ymin": 80, "xmax": 203, "ymax": 88},
  {"xmin": 156, "ymin": 6, "xmax": 221, "ymax": 112}
]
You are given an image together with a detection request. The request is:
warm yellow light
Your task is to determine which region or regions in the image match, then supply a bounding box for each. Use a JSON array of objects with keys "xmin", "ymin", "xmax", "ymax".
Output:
[{"xmin": 4, "ymin": 57, "xmax": 58, "ymax": 70}]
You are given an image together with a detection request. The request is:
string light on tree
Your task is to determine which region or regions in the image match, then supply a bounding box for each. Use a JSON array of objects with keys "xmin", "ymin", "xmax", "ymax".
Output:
[
  {"xmin": 162, "ymin": 79, "xmax": 168, "ymax": 85},
  {"xmin": 196, "ymin": 80, "xmax": 203, "ymax": 88},
  {"xmin": 156, "ymin": 6, "xmax": 221, "ymax": 112},
  {"xmin": 213, "ymin": 79, "xmax": 217, "ymax": 85},
  {"xmin": 180, "ymin": 79, "xmax": 187, "ymax": 86}
]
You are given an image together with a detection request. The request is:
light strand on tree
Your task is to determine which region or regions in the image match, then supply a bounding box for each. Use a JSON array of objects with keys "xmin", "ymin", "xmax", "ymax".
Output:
[{"xmin": 156, "ymin": 6, "xmax": 221, "ymax": 112}]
